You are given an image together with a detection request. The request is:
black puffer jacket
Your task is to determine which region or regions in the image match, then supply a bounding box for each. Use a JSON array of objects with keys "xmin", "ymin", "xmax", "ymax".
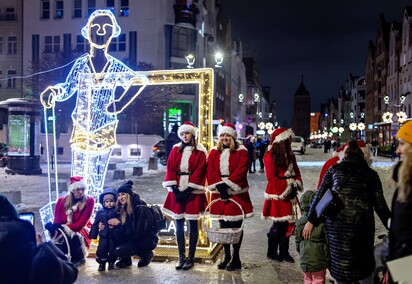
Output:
[{"xmin": 308, "ymin": 153, "xmax": 391, "ymax": 282}]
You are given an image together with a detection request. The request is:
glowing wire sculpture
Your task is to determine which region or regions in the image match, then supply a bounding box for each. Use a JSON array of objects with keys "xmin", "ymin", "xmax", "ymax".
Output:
[{"xmin": 39, "ymin": 10, "xmax": 215, "ymax": 232}]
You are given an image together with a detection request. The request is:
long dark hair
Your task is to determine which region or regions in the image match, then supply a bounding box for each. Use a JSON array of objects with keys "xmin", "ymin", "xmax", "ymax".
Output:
[
  {"xmin": 271, "ymin": 138, "xmax": 294, "ymax": 169},
  {"xmin": 178, "ymin": 135, "xmax": 197, "ymax": 153},
  {"xmin": 344, "ymin": 140, "xmax": 364, "ymax": 157}
]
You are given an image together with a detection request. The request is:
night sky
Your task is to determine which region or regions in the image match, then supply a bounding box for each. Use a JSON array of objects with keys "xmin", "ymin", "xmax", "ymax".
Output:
[{"xmin": 221, "ymin": 0, "xmax": 412, "ymax": 127}]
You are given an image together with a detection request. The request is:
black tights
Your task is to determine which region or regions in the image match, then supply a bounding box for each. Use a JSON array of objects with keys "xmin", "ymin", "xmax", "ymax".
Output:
[
  {"xmin": 175, "ymin": 219, "xmax": 199, "ymax": 258},
  {"xmin": 219, "ymin": 220, "xmax": 243, "ymax": 261}
]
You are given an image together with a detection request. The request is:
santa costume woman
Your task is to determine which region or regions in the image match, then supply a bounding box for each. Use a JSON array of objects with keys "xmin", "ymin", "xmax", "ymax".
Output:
[
  {"xmin": 162, "ymin": 121, "xmax": 208, "ymax": 270},
  {"xmin": 262, "ymin": 127, "xmax": 303, "ymax": 263},
  {"xmin": 45, "ymin": 176, "xmax": 95, "ymax": 267},
  {"xmin": 207, "ymin": 122, "xmax": 254, "ymax": 271}
]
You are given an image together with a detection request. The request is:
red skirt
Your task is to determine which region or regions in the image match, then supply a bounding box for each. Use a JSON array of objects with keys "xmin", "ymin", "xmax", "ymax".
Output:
[
  {"xmin": 162, "ymin": 192, "xmax": 208, "ymax": 220},
  {"xmin": 208, "ymin": 192, "xmax": 254, "ymax": 221}
]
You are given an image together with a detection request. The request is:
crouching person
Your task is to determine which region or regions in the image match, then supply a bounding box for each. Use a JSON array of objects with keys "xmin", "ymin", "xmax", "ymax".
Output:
[
  {"xmin": 45, "ymin": 176, "xmax": 95, "ymax": 267},
  {"xmin": 108, "ymin": 180, "xmax": 158, "ymax": 269}
]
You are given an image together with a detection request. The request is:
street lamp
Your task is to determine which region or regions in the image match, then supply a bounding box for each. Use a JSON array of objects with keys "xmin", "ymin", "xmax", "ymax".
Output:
[
  {"xmin": 185, "ymin": 54, "xmax": 195, "ymax": 68},
  {"xmin": 214, "ymin": 52, "xmax": 223, "ymax": 68}
]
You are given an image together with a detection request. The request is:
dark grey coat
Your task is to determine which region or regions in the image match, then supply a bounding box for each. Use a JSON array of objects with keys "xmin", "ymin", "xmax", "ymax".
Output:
[{"xmin": 307, "ymin": 153, "xmax": 391, "ymax": 282}]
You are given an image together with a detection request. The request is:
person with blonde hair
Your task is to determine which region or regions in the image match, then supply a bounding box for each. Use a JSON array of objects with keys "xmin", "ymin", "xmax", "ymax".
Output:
[
  {"xmin": 207, "ymin": 122, "xmax": 254, "ymax": 271},
  {"xmin": 162, "ymin": 121, "xmax": 208, "ymax": 270},
  {"xmin": 45, "ymin": 176, "xmax": 95, "ymax": 267},
  {"xmin": 388, "ymin": 121, "xmax": 412, "ymax": 263}
]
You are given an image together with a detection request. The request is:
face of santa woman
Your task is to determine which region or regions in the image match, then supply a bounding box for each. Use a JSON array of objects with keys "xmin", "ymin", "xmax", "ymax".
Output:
[
  {"xmin": 72, "ymin": 188, "xmax": 85, "ymax": 199},
  {"xmin": 180, "ymin": 132, "xmax": 193, "ymax": 144},
  {"xmin": 220, "ymin": 133, "xmax": 232, "ymax": 147},
  {"xmin": 117, "ymin": 192, "xmax": 129, "ymax": 205}
]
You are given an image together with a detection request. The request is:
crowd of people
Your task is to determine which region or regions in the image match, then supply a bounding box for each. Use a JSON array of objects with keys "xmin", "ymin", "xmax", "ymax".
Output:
[{"xmin": 1, "ymin": 121, "xmax": 412, "ymax": 284}]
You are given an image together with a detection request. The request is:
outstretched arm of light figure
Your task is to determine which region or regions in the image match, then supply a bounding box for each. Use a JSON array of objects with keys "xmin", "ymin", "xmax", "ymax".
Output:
[
  {"xmin": 107, "ymin": 76, "xmax": 148, "ymax": 115},
  {"xmin": 40, "ymin": 87, "xmax": 60, "ymax": 109}
]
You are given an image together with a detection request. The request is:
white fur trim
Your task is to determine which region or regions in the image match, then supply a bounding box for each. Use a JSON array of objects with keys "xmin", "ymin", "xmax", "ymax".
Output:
[
  {"xmin": 219, "ymin": 126, "xmax": 237, "ymax": 139},
  {"xmin": 163, "ymin": 180, "xmax": 177, "ymax": 188},
  {"xmin": 196, "ymin": 143, "xmax": 207, "ymax": 154},
  {"xmin": 209, "ymin": 212, "xmax": 254, "ymax": 221},
  {"xmin": 188, "ymin": 182, "xmax": 205, "ymax": 191},
  {"xmin": 61, "ymin": 225, "xmax": 89, "ymax": 258},
  {"xmin": 219, "ymin": 149, "xmax": 230, "ymax": 177},
  {"xmin": 161, "ymin": 208, "xmax": 204, "ymax": 220},
  {"xmin": 178, "ymin": 124, "xmax": 197, "ymax": 137},
  {"xmin": 272, "ymin": 129, "xmax": 294, "ymax": 144},
  {"xmin": 224, "ymin": 178, "xmax": 242, "ymax": 192},
  {"xmin": 178, "ymin": 146, "xmax": 192, "ymax": 191},
  {"xmin": 261, "ymin": 214, "xmax": 292, "ymax": 222},
  {"xmin": 69, "ymin": 180, "xmax": 86, "ymax": 192}
]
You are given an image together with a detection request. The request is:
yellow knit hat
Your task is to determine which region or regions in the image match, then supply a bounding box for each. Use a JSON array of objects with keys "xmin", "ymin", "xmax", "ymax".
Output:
[{"xmin": 397, "ymin": 121, "xmax": 412, "ymax": 144}]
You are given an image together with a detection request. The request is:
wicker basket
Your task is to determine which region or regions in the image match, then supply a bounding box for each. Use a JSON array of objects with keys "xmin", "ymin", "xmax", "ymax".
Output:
[{"xmin": 203, "ymin": 198, "xmax": 244, "ymax": 244}]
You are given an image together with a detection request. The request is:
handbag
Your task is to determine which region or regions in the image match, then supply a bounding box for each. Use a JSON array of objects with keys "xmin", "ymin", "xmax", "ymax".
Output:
[{"xmin": 315, "ymin": 188, "xmax": 344, "ymax": 218}]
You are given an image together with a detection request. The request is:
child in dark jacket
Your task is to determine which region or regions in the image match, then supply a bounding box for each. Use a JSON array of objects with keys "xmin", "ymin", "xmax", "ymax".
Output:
[
  {"xmin": 295, "ymin": 190, "xmax": 329, "ymax": 284},
  {"xmin": 89, "ymin": 188, "xmax": 119, "ymax": 271}
]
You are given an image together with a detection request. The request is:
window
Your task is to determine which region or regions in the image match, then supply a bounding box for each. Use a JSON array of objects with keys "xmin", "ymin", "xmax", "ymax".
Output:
[
  {"xmin": 73, "ymin": 0, "xmax": 82, "ymax": 18},
  {"xmin": 172, "ymin": 27, "xmax": 191, "ymax": 58},
  {"xmin": 76, "ymin": 35, "xmax": 88, "ymax": 53},
  {"xmin": 5, "ymin": 7, "xmax": 16, "ymax": 20},
  {"xmin": 0, "ymin": 71, "xmax": 2, "ymax": 88},
  {"xmin": 57, "ymin": 147, "xmax": 64, "ymax": 155},
  {"xmin": 120, "ymin": 0, "xmax": 129, "ymax": 16},
  {"xmin": 130, "ymin": 148, "xmax": 141, "ymax": 157},
  {"xmin": 109, "ymin": 34, "xmax": 126, "ymax": 52},
  {"xmin": 107, "ymin": 0, "xmax": 115, "ymax": 13},
  {"xmin": 0, "ymin": 37, "xmax": 2, "ymax": 54},
  {"xmin": 113, "ymin": 148, "xmax": 122, "ymax": 156},
  {"xmin": 88, "ymin": 0, "xmax": 96, "ymax": 16},
  {"xmin": 55, "ymin": 0, "xmax": 63, "ymax": 18},
  {"xmin": 7, "ymin": 70, "xmax": 16, "ymax": 88},
  {"xmin": 44, "ymin": 36, "xmax": 60, "ymax": 53},
  {"xmin": 7, "ymin": 36, "xmax": 17, "ymax": 54},
  {"xmin": 41, "ymin": 0, "xmax": 50, "ymax": 19}
]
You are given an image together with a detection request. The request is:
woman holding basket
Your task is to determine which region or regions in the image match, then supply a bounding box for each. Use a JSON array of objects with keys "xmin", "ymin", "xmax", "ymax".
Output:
[{"xmin": 207, "ymin": 122, "xmax": 254, "ymax": 271}]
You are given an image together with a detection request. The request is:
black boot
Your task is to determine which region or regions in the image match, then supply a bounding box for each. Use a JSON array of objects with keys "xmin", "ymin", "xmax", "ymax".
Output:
[
  {"xmin": 183, "ymin": 230, "xmax": 198, "ymax": 270},
  {"xmin": 217, "ymin": 244, "xmax": 231, "ymax": 269},
  {"xmin": 267, "ymin": 234, "xmax": 280, "ymax": 261},
  {"xmin": 175, "ymin": 230, "xmax": 186, "ymax": 270},
  {"xmin": 226, "ymin": 232, "xmax": 243, "ymax": 271},
  {"xmin": 108, "ymin": 262, "xmax": 115, "ymax": 270},
  {"xmin": 98, "ymin": 262, "xmax": 106, "ymax": 271},
  {"xmin": 114, "ymin": 257, "xmax": 132, "ymax": 269},
  {"xmin": 279, "ymin": 236, "xmax": 295, "ymax": 263}
]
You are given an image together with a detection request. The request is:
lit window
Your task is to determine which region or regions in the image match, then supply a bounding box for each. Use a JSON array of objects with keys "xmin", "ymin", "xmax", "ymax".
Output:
[
  {"xmin": 120, "ymin": 0, "xmax": 129, "ymax": 16},
  {"xmin": 7, "ymin": 36, "xmax": 17, "ymax": 54},
  {"xmin": 41, "ymin": 0, "xmax": 50, "ymax": 19},
  {"xmin": 55, "ymin": 0, "xmax": 63, "ymax": 18},
  {"xmin": 87, "ymin": 0, "xmax": 96, "ymax": 16},
  {"xmin": 73, "ymin": 0, "xmax": 82, "ymax": 18},
  {"xmin": 7, "ymin": 70, "xmax": 16, "ymax": 88}
]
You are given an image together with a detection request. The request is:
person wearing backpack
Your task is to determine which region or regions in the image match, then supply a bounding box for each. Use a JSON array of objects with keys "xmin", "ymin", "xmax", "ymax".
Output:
[
  {"xmin": 107, "ymin": 180, "xmax": 158, "ymax": 269},
  {"xmin": 162, "ymin": 121, "xmax": 208, "ymax": 270}
]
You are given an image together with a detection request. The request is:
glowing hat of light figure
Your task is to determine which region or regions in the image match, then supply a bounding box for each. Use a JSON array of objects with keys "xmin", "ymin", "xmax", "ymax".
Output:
[{"xmin": 81, "ymin": 9, "xmax": 121, "ymax": 39}]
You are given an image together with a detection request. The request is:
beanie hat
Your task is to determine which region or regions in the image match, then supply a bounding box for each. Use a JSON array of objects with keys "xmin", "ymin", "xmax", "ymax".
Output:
[
  {"xmin": 218, "ymin": 123, "xmax": 237, "ymax": 139},
  {"xmin": 0, "ymin": 194, "xmax": 18, "ymax": 218},
  {"xmin": 99, "ymin": 188, "xmax": 117, "ymax": 205},
  {"xmin": 397, "ymin": 121, "xmax": 412, "ymax": 144},
  {"xmin": 178, "ymin": 121, "xmax": 198, "ymax": 138},
  {"xmin": 117, "ymin": 180, "xmax": 134, "ymax": 196},
  {"xmin": 270, "ymin": 127, "xmax": 294, "ymax": 144},
  {"xmin": 69, "ymin": 176, "xmax": 86, "ymax": 192},
  {"xmin": 300, "ymin": 190, "xmax": 315, "ymax": 212}
]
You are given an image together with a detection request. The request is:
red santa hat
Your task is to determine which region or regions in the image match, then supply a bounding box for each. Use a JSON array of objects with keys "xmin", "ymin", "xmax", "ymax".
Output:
[
  {"xmin": 218, "ymin": 123, "xmax": 237, "ymax": 139},
  {"xmin": 69, "ymin": 176, "xmax": 86, "ymax": 192},
  {"xmin": 270, "ymin": 127, "xmax": 295, "ymax": 144},
  {"xmin": 178, "ymin": 121, "xmax": 198, "ymax": 138}
]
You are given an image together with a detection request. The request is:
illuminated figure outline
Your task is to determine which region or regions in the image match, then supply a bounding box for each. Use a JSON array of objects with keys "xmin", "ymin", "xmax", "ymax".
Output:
[{"xmin": 41, "ymin": 10, "xmax": 148, "ymax": 199}]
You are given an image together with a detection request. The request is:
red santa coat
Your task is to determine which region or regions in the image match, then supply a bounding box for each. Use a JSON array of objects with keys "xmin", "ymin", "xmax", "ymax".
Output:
[
  {"xmin": 54, "ymin": 194, "xmax": 94, "ymax": 256},
  {"xmin": 262, "ymin": 151, "xmax": 303, "ymax": 222},
  {"xmin": 162, "ymin": 143, "xmax": 208, "ymax": 220},
  {"xmin": 317, "ymin": 156, "xmax": 340, "ymax": 188},
  {"xmin": 207, "ymin": 146, "xmax": 254, "ymax": 221}
]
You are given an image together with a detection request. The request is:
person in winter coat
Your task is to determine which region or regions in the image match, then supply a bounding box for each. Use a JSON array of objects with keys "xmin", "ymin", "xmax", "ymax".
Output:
[
  {"xmin": 303, "ymin": 140, "xmax": 391, "ymax": 283},
  {"xmin": 0, "ymin": 194, "xmax": 78, "ymax": 284},
  {"xmin": 207, "ymin": 122, "xmax": 254, "ymax": 271},
  {"xmin": 162, "ymin": 121, "xmax": 208, "ymax": 270},
  {"xmin": 165, "ymin": 124, "xmax": 181, "ymax": 159},
  {"xmin": 45, "ymin": 176, "xmax": 95, "ymax": 267},
  {"xmin": 255, "ymin": 136, "xmax": 268, "ymax": 172},
  {"xmin": 107, "ymin": 180, "xmax": 157, "ymax": 269},
  {"xmin": 387, "ymin": 122, "xmax": 412, "ymax": 265},
  {"xmin": 245, "ymin": 135, "xmax": 257, "ymax": 173},
  {"xmin": 89, "ymin": 188, "xmax": 119, "ymax": 271},
  {"xmin": 295, "ymin": 190, "xmax": 329, "ymax": 284},
  {"xmin": 262, "ymin": 127, "xmax": 303, "ymax": 263}
]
